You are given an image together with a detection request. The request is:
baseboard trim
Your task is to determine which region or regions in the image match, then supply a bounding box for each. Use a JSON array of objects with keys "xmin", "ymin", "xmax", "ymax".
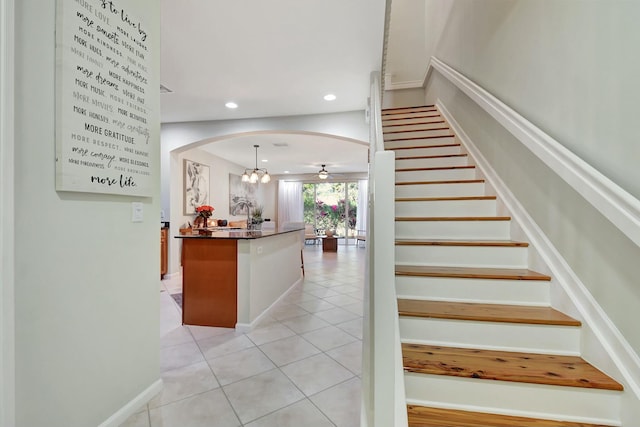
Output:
[
  {"xmin": 98, "ymin": 379, "xmax": 163, "ymax": 427},
  {"xmin": 162, "ymin": 271, "xmax": 181, "ymax": 280},
  {"xmin": 428, "ymin": 56, "xmax": 640, "ymax": 250},
  {"xmin": 236, "ymin": 275, "xmax": 303, "ymax": 332},
  {"xmin": 437, "ymin": 99, "xmax": 640, "ymax": 401}
]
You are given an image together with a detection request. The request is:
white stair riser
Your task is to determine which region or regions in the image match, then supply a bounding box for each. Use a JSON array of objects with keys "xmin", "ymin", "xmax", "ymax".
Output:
[
  {"xmin": 385, "ymin": 130, "xmax": 452, "ymax": 140},
  {"xmin": 385, "ymin": 136, "xmax": 456, "ymax": 149},
  {"xmin": 395, "ymin": 199, "xmax": 496, "ymax": 217},
  {"xmin": 396, "ymin": 182, "xmax": 484, "ymax": 198},
  {"xmin": 396, "ymin": 156, "xmax": 469, "ymax": 169},
  {"xmin": 392, "ymin": 145, "xmax": 461, "ymax": 158},
  {"xmin": 382, "ymin": 111, "xmax": 438, "ymax": 120},
  {"xmin": 382, "ymin": 116, "xmax": 442, "ymax": 127},
  {"xmin": 395, "ymin": 245, "xmax": 528, "ymax": 269},
  {"xmin": 395, "ymin": 276, "xmax": 550, "ymax": 306},
  {"xmin": 400, "ymin": 317, "xmax": 580, "ymax": 355},
  {"xmin": 396, "ymin": 221, "xmax": 511, "ymax": 240},
  {"xmin": 396, "ymin": 168, "xmax": 476, "ymax": 182},
  {"xmin": 383, "ymin": 122, "xmax": 447, "ymax": 133},
  {"xmin": 404, "ymin": 374, "xmax": 621, "ymax": 425}
]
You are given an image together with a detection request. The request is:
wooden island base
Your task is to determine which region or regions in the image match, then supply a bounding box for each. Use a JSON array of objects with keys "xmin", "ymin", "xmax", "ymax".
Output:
[{"xmin": 178, "ymin": 227, "xmax": 303, "ymax": 329}]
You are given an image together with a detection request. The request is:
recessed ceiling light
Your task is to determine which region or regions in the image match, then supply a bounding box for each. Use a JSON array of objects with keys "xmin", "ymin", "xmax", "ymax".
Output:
[
  {"xmin": 225, "ymin": 102, "xmax": 238, "ymax": 109},
  {"xmin": 261, "ymin": 159, "xmax": 268, "ymax": 163},
  {"xmin": 284, "ymin": 171, "xmax": 290, "ymax": 174},
  {"xmin": 323, "ymin": 94, "xmax": 336, "ymax": 101}
]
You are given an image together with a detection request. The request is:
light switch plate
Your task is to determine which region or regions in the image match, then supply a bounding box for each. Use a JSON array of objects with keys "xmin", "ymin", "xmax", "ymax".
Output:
[{"xmin": 132, "ymin": 202, "xmax": 144, "ymax": 222}]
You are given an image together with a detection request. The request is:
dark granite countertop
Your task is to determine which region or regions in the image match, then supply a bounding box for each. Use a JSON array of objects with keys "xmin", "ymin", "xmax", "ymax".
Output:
[{"xmin": 175, "ymin": 226, "xmax": 303, "ymax": 240}]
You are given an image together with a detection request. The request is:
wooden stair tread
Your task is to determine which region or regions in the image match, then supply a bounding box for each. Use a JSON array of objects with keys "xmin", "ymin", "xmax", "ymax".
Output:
[
  {"xmin": 396, "ymin": 239, "xmax": 528, "ymax": 247},
  {"xmin": 395, "ymin": 165, "xmax": 475, "ymax": 172},
  {"xmin": 396, "ymin": 153, "xmax": 467, "ymax": 161},
  {"xmin": 402, "ymin": 343, "xmax": 623, "ymax": 391},
  {"xmin": 383, "ymin": 126, "xmax": 451, "ymax": 134},
  {"xmin": 407, "ymin": 405, "xmax": 616, "ymax": 427},
  {"xmin": 396, "ymin": 196, "xmax": 496, "ymax": 202},
  {"xmin": 382, "ymin": 113, "xmax": 441, "ymax": 122},
  {"xmin": 396, "ymin": 216, "xmax": 511, "ymax": 221},
  {"xmin": 388, "ymin": 143, "xmax": 460, "ymax": 150},
  {"xmin": 396, "ymin": 179, "xmax": 483, "ymax": 186},
  {"xmin": 383, "ymin": 119, "xmax": 445, "ymax": 128},
  {"xmin": 396, "ymin": 265, "xmax": 550, "ymax": 280},
  {"xmin": 386, "ymin": 134, "xmax": 455, "ymax": 142},
  {"xmin": 397, "ymin": 299, "xmax": 580, "ymax": 326}
]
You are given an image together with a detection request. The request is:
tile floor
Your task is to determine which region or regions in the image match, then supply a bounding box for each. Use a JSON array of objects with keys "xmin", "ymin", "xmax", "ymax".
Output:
[{"xmin": 121, "ymin": 244, "xmax": 365, "ymax": 427}]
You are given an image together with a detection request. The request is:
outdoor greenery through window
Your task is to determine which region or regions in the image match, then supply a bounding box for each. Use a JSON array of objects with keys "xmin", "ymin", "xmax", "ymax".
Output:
[{"xmin": 303, "ymin": 182, "xmax": 359, "ymax": 240}]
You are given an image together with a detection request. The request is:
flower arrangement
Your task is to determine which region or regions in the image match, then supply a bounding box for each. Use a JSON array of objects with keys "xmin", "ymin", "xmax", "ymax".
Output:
[
  {"xmin": 251, "ymin": 205, "xmax": 264, "ymax": 224},
  {"xmin": 195, "ymin": 205, "xmax": 215, "ymax": 218}
]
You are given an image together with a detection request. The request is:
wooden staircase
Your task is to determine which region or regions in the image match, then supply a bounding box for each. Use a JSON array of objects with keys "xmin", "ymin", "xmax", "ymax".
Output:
[{"xmin": 383, "ymin": 105, "xmax": 623, "ymax": 426}]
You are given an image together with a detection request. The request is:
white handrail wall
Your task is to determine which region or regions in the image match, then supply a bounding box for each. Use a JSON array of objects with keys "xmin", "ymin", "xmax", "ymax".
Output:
[
  {"xmin": 361, "ymin": 72, "xmax": 406, "ymax": 427},
  {"xmin": 428, "ymin": 56, "xmax": 640, "ymax": 250}
]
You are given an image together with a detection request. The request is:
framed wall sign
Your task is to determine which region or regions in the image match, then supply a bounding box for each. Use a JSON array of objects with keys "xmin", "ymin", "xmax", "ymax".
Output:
[
  {"xmin": 184, "ymin": 159, "xmax": 210, "ymax": 215},
  {"xmin": 55, "ymin": 0, "xmax": 154, "ymax": 196}
]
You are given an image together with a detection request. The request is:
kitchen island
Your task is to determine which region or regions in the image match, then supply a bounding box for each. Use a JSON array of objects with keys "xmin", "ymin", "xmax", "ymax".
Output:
[{"xmin": 176, "ymin": 226, "xmax": 303, "ymax": 330}]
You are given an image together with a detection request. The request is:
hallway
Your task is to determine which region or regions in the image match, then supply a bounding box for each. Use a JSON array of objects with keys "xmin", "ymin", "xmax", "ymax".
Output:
[{"xmin": 122, "ymin": 244, "xmax": 365, "ymax": 427}]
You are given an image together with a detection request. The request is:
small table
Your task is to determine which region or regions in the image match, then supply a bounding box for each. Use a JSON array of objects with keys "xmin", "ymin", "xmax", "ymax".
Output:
[{"xmin": 322, "ymin": 236, "xmax": 338, "ymax": 252}]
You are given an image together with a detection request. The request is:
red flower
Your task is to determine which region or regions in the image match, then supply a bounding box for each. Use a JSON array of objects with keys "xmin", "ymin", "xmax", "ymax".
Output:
[{"xmin": 196, "ymin": 205, "xmax": 214, "ymax": 217}]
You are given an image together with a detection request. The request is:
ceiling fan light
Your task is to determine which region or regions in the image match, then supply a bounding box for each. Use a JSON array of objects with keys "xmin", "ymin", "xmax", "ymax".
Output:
[{"xmin": 318, "ymin": 170, "xmax": 329, "ymax": 179}]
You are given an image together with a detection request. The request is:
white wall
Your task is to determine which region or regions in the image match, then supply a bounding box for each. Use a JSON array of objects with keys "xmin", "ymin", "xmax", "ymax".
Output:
[
  {"xmin": 13, "ymin": 1, "xmax": 161, "ymax": 426},
  {"xmin": 412, "ymin": 0, "xmax": 640, "ymax": 357},
  {"xmin": 0, "ymin": 0, "xmax": 16, "ymax": 425},
  {"xmin": 168, "ymin": 147, "xmax": 277, "ymax": 275}
]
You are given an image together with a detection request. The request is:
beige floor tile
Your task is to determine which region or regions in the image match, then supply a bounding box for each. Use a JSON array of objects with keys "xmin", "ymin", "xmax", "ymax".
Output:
[
  {"xmin": 207, "ymin": 347, "xmax": 275, "ymax": 386},
  {"xmin": 268, "ymin": 304, "xmax": 310, "ymax": 321},
  {"xmin": 302, "ymin": 325, "xmax": 358, "ymax": 352},
  {"xmin": 323, "ymin": 294, "xmax": 360, "ymax": 307},
  {"xmin": 280, "ymin": 353, "xmax": 354, "ymax": 396},
  {"xmin": 246, "ymin": 323, "xmax": 296, "ymax": 346},
  {"xmin": 149, "ymin": 361, "xmax": 219, "ymax": 409},
  {"xmin": 335, "ymin": 318, "xmax": 363, "ymax": 340},
  {"xmin": 244, "ymin": 399, "xmax": 333, "ymax": 427},
  {"xmin": 197, "ymin": 332, "xmax": 255, "ymax": 360},
  {"xmin": 160, "ymin": 341, "xmax": 205, "ymax": 372},
  {"xmin": 310, "ymin": 377, "xmax": 362, "ymax": 427},
  {"xmin": 312, "ymin": 307, "xmax": 360, "ymax": 325},
  {"xmin": 160, "ymin": 325, "xmax": 194, "ymax": 349},
  {"xmin": 295, "ymin": 299, "xmax": 336, "ymax": 313},
  {"xmin": 223, "ymin": 369, "xmax": 304, "ymax": 424},
  {"xmin": 259, "ymin": 335, "xmax": 321, "ymax": 366},
  {"xmin": 188, "ymin": 324, "xmax": 235, "ymax": 341},
  {"xmin": 281, "ymin": 314, "xmax": 330, "ymax": 334},
  {"xmin": 149, "ymin": 389, "xmax": 240, "ymax": 427},
  {"xmin": 326, "ymin": 341, "xmax": 363, "ymax": 375}
]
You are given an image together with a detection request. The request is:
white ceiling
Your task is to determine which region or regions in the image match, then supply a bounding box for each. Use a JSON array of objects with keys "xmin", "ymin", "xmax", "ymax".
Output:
[{"xmin": 160, "ymin": 1, "xmax": 386, "ymax": 175}]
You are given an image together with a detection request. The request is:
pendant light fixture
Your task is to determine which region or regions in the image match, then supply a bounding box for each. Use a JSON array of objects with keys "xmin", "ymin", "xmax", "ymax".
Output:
[
  {"xmin": 318, "ymin": 164, "xmax": 329, "ymax": 180},
  {"xmin": 241, "ymin": 145, "xmax": 271, "ymax": 184}
]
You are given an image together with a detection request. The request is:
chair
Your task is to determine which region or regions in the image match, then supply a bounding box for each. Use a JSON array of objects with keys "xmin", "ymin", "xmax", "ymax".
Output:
[
  {"xmin": 304, "ymin": 224, "xmax": 321, "ymax": 245},
  {"xmin": 356, "ymin": 229, "xmax": 366, "ymax": 247}
]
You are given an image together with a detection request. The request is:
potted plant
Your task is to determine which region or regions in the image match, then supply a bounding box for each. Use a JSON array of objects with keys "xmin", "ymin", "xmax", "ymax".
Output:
[{"xmin": 251, "ymin": 205, "xmax": 264, "ymax": 230}]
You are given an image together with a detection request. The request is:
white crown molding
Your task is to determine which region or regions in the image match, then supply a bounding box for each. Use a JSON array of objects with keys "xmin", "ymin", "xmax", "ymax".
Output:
[
  {"xmin": 438, "ymin": 99, "xmax": 640, "ymax": 402},
  {"xmin": 428, "ymin": 56, "xmax": 640, "ymax": 250}
]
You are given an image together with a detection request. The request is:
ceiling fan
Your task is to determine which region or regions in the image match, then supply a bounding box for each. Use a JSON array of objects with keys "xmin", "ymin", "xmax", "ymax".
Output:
[{"xmin": 317, "ymin": 164, "xmax": 344, "ymax": 180}]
